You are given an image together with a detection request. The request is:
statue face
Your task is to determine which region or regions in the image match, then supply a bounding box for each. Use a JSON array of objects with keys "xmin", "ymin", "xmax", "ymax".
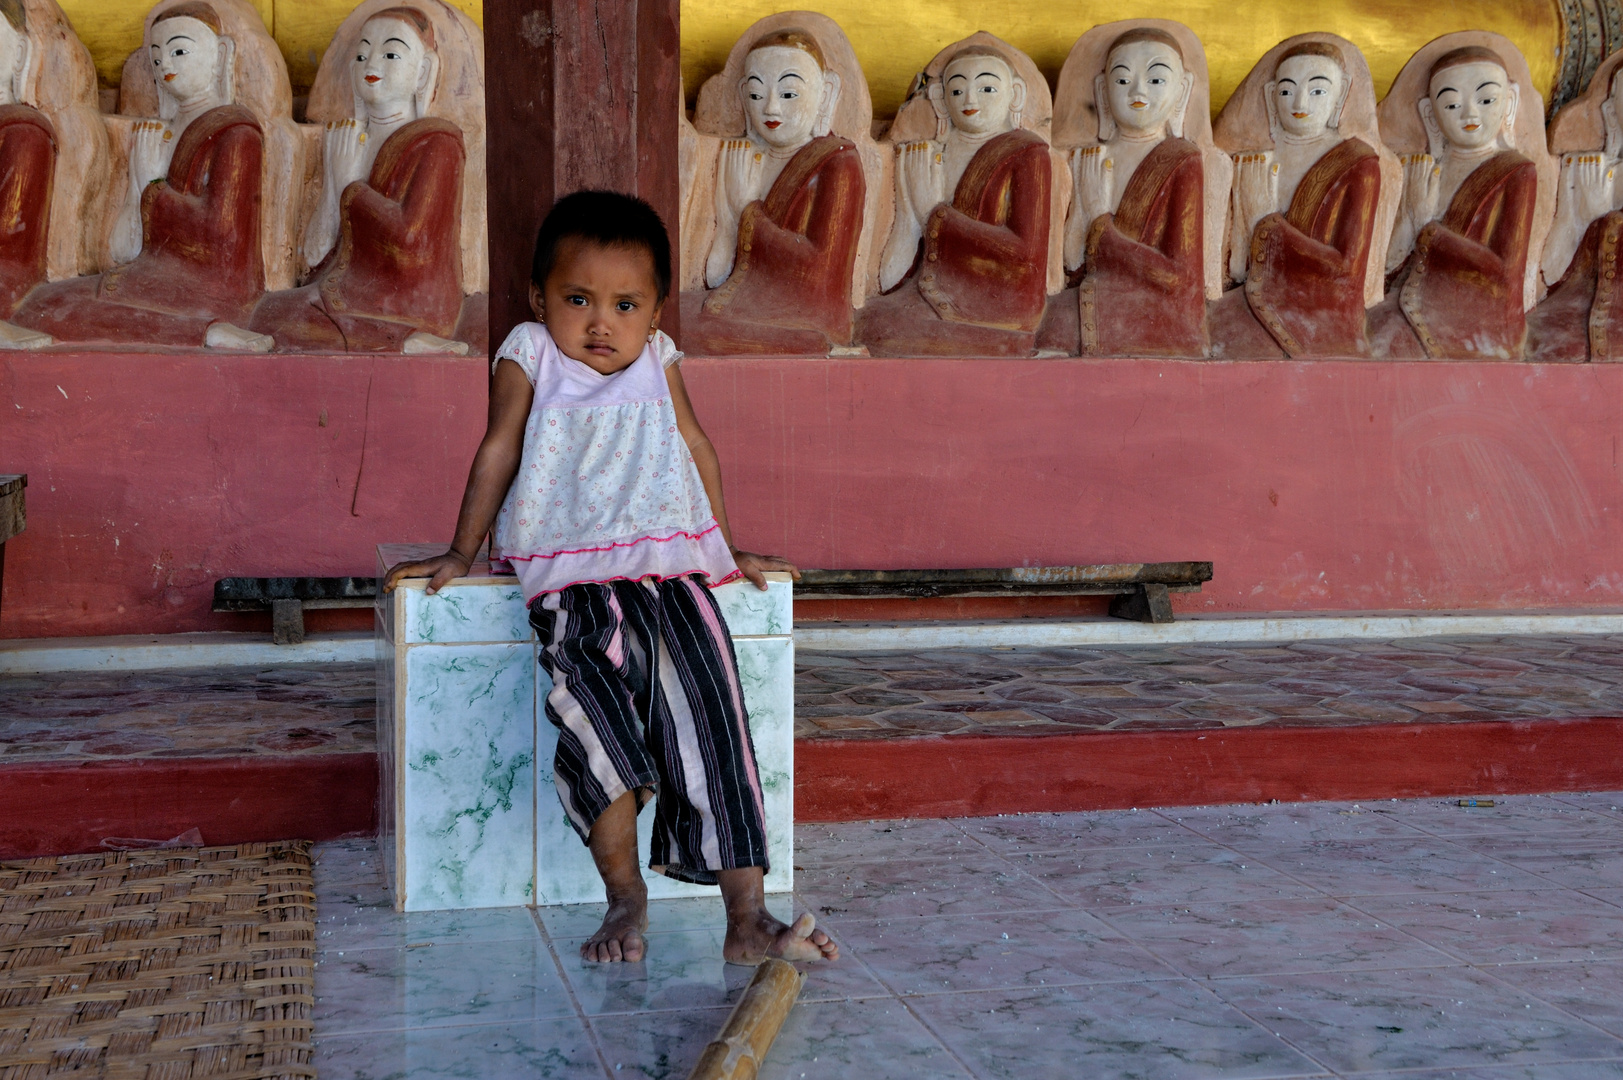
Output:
[
  {"xmin": 0, "ymin": 19, "xmax": 23, "ymax": 105},
  {"xmin": 354, "ymin": 15, "xmax": 429, "ymax": 114},
  {"xmin": 740, "ymin": 45, "xmax": 825, "ymax": 150},
  {"xmin": 1274, "ymin": 54, "xmax": 1343, "ymax": 138},
  {"xmin": 1428, "ymin": 60, "xmax": 1511, "ymax": 151},
  {"xmin": 150, "ymin": 16, "xmax": 222, "ymax": 105},
  {"xmin": 942, "ymin": 53, "xmax": 1015, "ymax": 135},
  {"xmin": 1105, "ymin": 40, "xmax": 1185, "ymax": 135}
]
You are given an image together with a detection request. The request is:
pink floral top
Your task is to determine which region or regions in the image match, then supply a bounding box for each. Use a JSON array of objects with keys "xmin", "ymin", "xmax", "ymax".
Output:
[{"xmin": 490, "ymin": 323, "xmax": 740, "ymax": 599}]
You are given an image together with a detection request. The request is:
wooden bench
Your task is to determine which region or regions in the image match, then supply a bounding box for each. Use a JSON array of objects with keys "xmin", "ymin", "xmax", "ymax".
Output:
[
  {"xmin": 215, "ymin": 561, "xmax": 1213, "ymax": 642},
  {"xmin": 0, "ymin": 475, "xmax": 23, "ymax": 624},
  {"xmin": 212, "ymin": 577, "xmax": 375, "ymax": 644},
  {"xmin": 794, "ymin": 563, "xmax": 1213, "ymax": 623}
]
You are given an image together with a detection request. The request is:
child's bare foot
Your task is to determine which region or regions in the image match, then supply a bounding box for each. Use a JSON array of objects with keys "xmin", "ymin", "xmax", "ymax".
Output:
[
  {"xmin": 717, "ymin": 866, "xmax": 838, "ymax": 966},
  {"xmin": 723, "ymin": 909, "xmax": 839, "ymax": 966},
  {"xmin": 581, "ymin": 887, "xmax": 648, "ymax": 963},
  {"xmin": 581, "ymin": 790, "xmax": 650, "ymax": 963}
]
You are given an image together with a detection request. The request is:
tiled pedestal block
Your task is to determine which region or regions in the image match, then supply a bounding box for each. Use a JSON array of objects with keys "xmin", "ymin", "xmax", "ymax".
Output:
[{"xmin": 376, "ymin": 545, "xmax": 793, "ymax": 911}]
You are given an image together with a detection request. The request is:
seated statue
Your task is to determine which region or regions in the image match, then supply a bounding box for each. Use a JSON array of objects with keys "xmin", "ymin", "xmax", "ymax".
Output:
[
  {"xmin": 1528, "ymin": 52, "xmax": 1623, "ymax": 361},
  {"xmin": 856, "ymin": 35, "xmax": 1052, "ymax": 357},
  {"xmin": 1209, "ymin": 37, "xmax": 1391, "ymax": 359},
  {"xmin": 1368, "ymin": 39, "xmax": 1552, "ymax": 360},
  {"xmin": 249, "ymin": 4, "xmax": 467, "ymax": 353},
  {"xmin": 680, "ymin": 25, "xmax": 865, "ymax": 356},
  {"xmin": 1038, "ymin": 23, "xmax": 1219, "ymax": 358},
  {"xmin": 12, "ymin": 0, "xmax": 269, "ymax": 349},
  {"xmin": 0, "ymin": 0, "xmax": 55, "ymax": 349}
]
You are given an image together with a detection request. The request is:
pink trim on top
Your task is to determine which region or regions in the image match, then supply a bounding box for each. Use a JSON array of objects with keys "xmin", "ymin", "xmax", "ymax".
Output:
[
  {"xmin": 524, "ymin": 569, "xmax": 743, "ymax": 604},
  {"xmin": 496, "ymin": 522, "xmax": 726, "ymax": 564}
]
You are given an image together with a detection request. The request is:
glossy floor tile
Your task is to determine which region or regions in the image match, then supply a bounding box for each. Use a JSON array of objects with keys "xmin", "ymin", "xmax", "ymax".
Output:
[{"xmin": 312, "ymin": 791, "xmax": 1623, "ymax": 1079}]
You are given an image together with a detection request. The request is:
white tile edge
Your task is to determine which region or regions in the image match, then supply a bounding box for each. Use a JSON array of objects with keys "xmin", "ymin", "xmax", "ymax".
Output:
[
  {"xmin": 0, "ymin": 632, "xmax": 375, "ymax": 674},
  {"xmin": 794, "ymin": 613, "xmax": 1623, "ymax": 651},
  {"xmin": 8, "ymin": 612, "xmax": 1622, "ymax": 674}
]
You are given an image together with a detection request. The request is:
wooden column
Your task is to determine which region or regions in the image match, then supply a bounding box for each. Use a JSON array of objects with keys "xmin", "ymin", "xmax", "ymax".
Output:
[{"xmin": 483, "ymin": 0, "xmax": 682, "ymax": 351}]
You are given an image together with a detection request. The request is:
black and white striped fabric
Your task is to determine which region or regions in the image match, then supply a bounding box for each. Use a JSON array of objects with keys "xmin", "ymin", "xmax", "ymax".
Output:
[{"xmin": 529, "ymin": 575, "xmax": 769, "ymax": 884}]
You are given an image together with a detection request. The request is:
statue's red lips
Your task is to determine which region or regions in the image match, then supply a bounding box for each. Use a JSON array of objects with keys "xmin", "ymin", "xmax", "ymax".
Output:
[
  {"xmin": 365, "ymin": 75, "xmax": 382, "ymax": 83},
  {"xmin": 763, "ymin": 120, "xmax": 781, "ymax": 128}
]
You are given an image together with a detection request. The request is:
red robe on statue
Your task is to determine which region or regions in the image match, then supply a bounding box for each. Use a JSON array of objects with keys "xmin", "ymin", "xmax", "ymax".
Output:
[
  {"xmin": 856, "ymin": 127, "xmax": 1051, "ymax": 357},
  {"xmin": 1369, "ymin": 150, "xmax": 1537, "ymax": 360},
  {"xmin": 14, "ymin": 105, "xmax": 263, "ymax": 346},
  {"xmin": 0, "ymin": 104, "xmax": 55, "ymax": 316},
  {"xmin": 250, "ymin": 117, "xmax": 465, "ymax": 352},
  {"xmin": 681, "ymin": 134, "xmax": 865, "ymax": 355},
  {"xmin": 1210, "ymin": 137, "xmax": 1381, "ymax": 358},
  {"xmin": 1527, "ymin": 209, "xmax": 1623, "ymax": 361},
  {"xmin": 1076, "ymin": 137, "xmax": 1205, "ymax": 358}
]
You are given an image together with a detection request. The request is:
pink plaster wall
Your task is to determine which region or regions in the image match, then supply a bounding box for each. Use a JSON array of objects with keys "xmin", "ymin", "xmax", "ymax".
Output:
[{"xmin": 2, "ymin": 353, "xmax": 1620, "ymax": 639}]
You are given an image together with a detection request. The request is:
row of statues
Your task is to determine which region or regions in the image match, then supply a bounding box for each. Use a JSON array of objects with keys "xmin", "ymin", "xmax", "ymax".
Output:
[
  {"xmin": 0, "ymin": 0, "xmax": 485, "ymax": 353},
  {"xmin": 679, "ymin": 15, "xmax": 1623, "ymax": 362}
]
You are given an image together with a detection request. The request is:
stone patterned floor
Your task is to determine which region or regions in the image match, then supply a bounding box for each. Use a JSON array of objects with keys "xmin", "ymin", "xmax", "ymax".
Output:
[
  {"xmin": 0, "ymin": 663, "xmax": 375, "ymax": 761},
  {"xmin": 3, "ymin": 635, "xmax": 1621, "ymax": 763},
  {"xmin": 309, "ymin": 791, "xmax": 1623, "ymax": 1079},
  {"xmin": 793, "ymin": 635, "xmax": 1623, "ymax": 739}
]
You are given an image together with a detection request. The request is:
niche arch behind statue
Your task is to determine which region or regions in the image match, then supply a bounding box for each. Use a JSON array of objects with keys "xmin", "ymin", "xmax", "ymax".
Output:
[
  {"xmin": 1214, "ymin": 32, "xmax": 1399, "ymax": 309},
  {"xmin": 116, "ymin": 0, "xmax": 302, "ymax": 290},
  {"xmin": 1052, "ymin": 18, "xmax": 1231, "ymax": 303},
  {"xmin": 305, "ymin": 0, "xmax": 487, "ymax": 297},
  {"xmin": 690, "ymin": 9, "xmax": 883, "ymax": 309}
]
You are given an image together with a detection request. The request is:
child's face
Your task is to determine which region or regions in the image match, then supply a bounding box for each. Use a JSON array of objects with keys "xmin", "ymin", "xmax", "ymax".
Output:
[{"xmin": 531, "ymin": 239, "xmax": 664, "ymax": 374}]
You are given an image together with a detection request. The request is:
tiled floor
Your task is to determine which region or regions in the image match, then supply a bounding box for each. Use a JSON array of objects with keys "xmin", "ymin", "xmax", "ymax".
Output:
[
  {"xmin": 312, "ymin": 791, "xmax": 1623, "ymax": 1079},
  {"xmin": 0, "ymin": 664, "xmax": 375, "ymax": 761},
  {"xmin": 5, "ymin": 635, "xmax": 1622, "ymax": 763},
  {"xmin": 792, "ymin": 635, "xmax": 1623, "ymax": 738}
]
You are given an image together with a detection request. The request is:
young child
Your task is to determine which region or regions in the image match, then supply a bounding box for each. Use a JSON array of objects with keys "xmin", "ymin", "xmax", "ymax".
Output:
[{"xmin": 383, "ymin": 191, "xmax": 837, "ymax": 967}]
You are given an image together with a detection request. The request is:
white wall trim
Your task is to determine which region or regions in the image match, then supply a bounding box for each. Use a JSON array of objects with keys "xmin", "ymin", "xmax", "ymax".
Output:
[{"xmin": 4, "ymin": 612, "xmax": 1622, "ymax": 673}]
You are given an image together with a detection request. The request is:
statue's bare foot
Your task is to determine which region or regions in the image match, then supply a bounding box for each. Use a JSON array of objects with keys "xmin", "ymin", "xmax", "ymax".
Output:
[
  {"xmin": 580, "ymin": 890, "xmax": 648, "ymax": 963},
  {"xmin": 403, "ymin": 330, "xmax": 470, "ymax": 355},
  {"xmin": 723, "ymin": 910, "xmax": 839, "ymax": 966},
  {"xmin": 205, "ymin": 322, "xmax": 273, "ymax": 352},
  {"xmin": 0, "ymin": 320, "xmax": 52, "ymax": 350}
]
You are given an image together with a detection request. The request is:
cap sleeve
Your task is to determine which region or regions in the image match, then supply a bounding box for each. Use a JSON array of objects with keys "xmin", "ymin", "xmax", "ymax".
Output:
[
  {"xmin": 492, "ymin": 323, "xmax": 543, "ymax": 384},
  {"xmin": 654, "ymin": 330, "xmax": 684, "ymax": 369}
]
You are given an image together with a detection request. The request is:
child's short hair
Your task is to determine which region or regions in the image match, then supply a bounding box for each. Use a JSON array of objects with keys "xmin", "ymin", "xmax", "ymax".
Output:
[{"xmin": 531, "ymin": 190, "xmax": 673, "ymax": 302}]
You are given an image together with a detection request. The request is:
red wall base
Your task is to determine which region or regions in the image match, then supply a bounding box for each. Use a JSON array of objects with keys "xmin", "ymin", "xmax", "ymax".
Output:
[
  {"xmin": 4, "ymin": 353, "xmax": 1622, "ymax": 638},
  {"xmin": 3, "ymin": 721, "xmax": 1618, "ymax": 858},
  {"xmin": 0, "ymin": 756, "xmax": 376, "ymax": 859},
  {"xmin": 794, "ymin": 719, "xmax": 1623, "ymax": 821}
]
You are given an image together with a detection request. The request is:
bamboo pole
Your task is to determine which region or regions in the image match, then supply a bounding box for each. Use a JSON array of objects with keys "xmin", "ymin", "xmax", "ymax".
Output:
[{"xmin": 687, "ymin": 958, "xmax": 804, "ymax": 1080}]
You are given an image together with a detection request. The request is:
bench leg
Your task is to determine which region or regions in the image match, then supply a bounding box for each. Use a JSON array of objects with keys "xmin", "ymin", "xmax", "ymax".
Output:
[
  {"xmin": 272, "ymin": 598, "xmax": 306, "ymax": 645},
  {"xmin": 1108, "ymin": 583, "xmax": 1174, "ymax": 623}
]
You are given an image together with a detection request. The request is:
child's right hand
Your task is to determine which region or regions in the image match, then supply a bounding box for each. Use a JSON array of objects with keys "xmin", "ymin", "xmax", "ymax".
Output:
[{"xmin": 382, "ymin": 551, "xmax": 473, "ymax": 596}]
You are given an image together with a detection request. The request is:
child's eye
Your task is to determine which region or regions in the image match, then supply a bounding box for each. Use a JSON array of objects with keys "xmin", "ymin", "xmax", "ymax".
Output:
[
  {"xmin": 566, "ymin": 295, "xmax": 587, "ymax": 306},
  {"xmin": 616, "ymin": 301, "xmax": 636, "ymax": 312}
]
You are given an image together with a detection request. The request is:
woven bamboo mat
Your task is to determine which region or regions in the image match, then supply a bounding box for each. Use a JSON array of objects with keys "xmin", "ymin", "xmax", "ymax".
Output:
[{"xmin": 0, "ymin": 841, "xmax": 315, "ymax": 1079}]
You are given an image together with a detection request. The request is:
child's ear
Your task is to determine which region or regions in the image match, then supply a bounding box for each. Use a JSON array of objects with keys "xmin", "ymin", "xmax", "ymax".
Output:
[
  {"xmin": 647, "ymin": 297, "xmax": 666, "ymax": 333},
  {"xmin": 528, "ymin": 282, "xmax": 546, "ymax": 323}
]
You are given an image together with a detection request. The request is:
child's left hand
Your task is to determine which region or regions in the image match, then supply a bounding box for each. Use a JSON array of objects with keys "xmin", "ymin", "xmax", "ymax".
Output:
[{"xmin": 731, "ymin": 549, "xmax": 800, "ymax": 591}]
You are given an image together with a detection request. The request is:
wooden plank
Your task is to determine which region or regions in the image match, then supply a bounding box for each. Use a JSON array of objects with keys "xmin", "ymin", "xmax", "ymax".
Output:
[
  {"xmin": 0, "ymin": 474, "xmax": 24, "ymax": 546},
  {"xmin": 794, "ymin": 563, "xmax": 1213, "ymax": 598}
]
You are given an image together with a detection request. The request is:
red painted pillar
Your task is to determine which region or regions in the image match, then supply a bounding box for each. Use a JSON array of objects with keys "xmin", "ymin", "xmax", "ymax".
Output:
[{"xmin": 482, "ymin": 0, "xmax": 682, "ymax": 351}]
